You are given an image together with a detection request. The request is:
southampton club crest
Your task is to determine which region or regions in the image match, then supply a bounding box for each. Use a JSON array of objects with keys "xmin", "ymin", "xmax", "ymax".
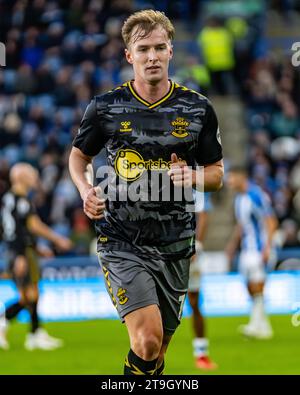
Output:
[{"xmin": 171, "ymin": 117, "xmax": 190, "ymax": 138}]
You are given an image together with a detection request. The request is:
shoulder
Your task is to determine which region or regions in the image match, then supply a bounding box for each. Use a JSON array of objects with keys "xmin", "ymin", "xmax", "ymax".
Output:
[
  {"xmin": 1, "ymin": 191, "xmax": 15, "ymax": 205},
  {"xmin": 94, "ymin": 82, "xmax": 130, "ymax": 107},
  {"xmin": 248, "ymin": 184, "xmax": 269, "ymax": 205},
  {"xmin": 173, "ymin": 82, "xmax": 211, "ymax": 107},
  {"xmin": 17, "ymin": 196, "xmax": 32, "ymax": 215}
]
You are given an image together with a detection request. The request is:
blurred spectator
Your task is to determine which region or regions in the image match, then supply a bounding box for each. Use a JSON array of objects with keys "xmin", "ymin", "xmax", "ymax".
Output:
[
  {"xmin": 0, "ymin": 0, "xmax": 299, "ymax": 257},
  {"xmin": 269, "ymin": 99, "xmax": 300, "ymax": 138},
  {"xmin": 244, "ymin": 50, "xmax": 300, "ymax": 242},
  {"xmin": 0, "ymin": 0, "xmax": 138, "ymax": 255},
  {"xmin": 175, "ymin": 56, "xmax": 211, "ymax": 95},
  {"xmin": 197, "ymin": 17, "xmax": 236, "ymax": 95},
  {"xmin": 277, "ymin": 219, "xmax": 300, "ymax": 248},
  {"xmin": 71, "ymin": 208, "xmax": 94, "ymax": 255}
]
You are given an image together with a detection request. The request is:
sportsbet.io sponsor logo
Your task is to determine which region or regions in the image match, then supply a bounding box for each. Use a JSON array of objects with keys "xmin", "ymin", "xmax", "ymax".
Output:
[
  {"xmin": 95, "ymin": 157, "xmax": 204, "ymax": 210},
  {"xmin": 291, "ymin": 42, "xmax": 300, "ymax": 67},
  {"xmin": 115, "ymin": 149, "xmax": 171, "ymax": 181},
  {"xmin": 0, "ymin": 42, "xmax": 6, "ymax": 66}
]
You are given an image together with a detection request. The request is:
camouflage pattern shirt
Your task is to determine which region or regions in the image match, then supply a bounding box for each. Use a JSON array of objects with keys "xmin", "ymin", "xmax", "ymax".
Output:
[{"xmin": 73, "ymin": 80, "xmax": 223, "ymax": 260}]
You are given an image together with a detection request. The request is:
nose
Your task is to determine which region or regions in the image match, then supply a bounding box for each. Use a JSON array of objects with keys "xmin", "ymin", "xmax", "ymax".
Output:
[{"xmin": 148, "ymin": 47, "xmax": 158, "ymax": 62}]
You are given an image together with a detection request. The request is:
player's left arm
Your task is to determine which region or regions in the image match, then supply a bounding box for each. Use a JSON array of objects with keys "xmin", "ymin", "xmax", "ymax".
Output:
[
  {"xmin": 262, "ymin": 214, "xmax": 278, "ymax": 262},
  {"xmin": 194, "ymin": 101, "xmax": 224, "ymax": 191},
  {"xmin": 194, "ymin": 159, "xmax": 224, "ymax": 192},
  {"xmin": 168, "ymin": 100, "xmax": 224, "ymax": 191},
  {"xmin": 27, "ymin": 214, "xmax": 73, "ymax": 252},
  {"xmin": 168, "ymin": 155, "xmax": 223, "ymax": 191},
  {"xmin": 262, "ymin": 193, "xmax": 278, "ymax": 262}
]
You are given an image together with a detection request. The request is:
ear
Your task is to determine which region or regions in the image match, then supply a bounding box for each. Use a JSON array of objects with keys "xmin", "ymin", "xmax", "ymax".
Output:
[
  {"xmin": 169, "ymin": 44, "xmax": 173, "ymax": 60},
  {"xmin": 125, "ymin": 48, "xmax": 133, "ymax": 64}
]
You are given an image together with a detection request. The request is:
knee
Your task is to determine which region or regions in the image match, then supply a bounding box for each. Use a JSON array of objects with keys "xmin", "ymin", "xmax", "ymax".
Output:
[
  {"xmin": 190, "ymin": 300, "xmax": 198, "ymax": 312},
  {"xmin": 25, "ymin": 286, "xmax": 39, "ymax": 303},
  {"xmin": 133, "ymin": 331, "xmax": 163, "ymax": 361},
  {"xmin": 157, "ymin": 349, "xmax": 165, "ymax": 368},
  {"xmin": 18, "ymin": 295, "xmax": 27, "ymax": 306},
  {"xmin": 248, "ymin": 282, "xmax": 264, "ymax": 295},
  {"xmin": 188, "ymin": 295, "xmax": 199, "ymax": 312}
]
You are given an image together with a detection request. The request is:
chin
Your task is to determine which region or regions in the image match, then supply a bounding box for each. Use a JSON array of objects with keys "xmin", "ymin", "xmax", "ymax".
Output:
[{"xmin": 146, "ymin": 74, "xmax": 163, "ymax": 84}]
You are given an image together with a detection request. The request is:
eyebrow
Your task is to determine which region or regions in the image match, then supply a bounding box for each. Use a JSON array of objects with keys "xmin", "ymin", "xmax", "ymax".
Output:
[{"xmin": 136, "ymin": 43, "xmax": 167, "ymax": 49}]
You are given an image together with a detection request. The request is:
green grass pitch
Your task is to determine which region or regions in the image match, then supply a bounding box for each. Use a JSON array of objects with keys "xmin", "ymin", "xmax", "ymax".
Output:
[{"xmin": 0, "ymin": 315, "xmax": 299, "ymax": 375}]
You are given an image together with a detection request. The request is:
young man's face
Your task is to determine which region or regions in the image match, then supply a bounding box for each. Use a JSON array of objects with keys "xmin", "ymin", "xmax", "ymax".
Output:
[
  {"xmin": 226, "ymin": 172, "xmax": 245, "ymax": 192},
  {"xmin": 125, "ymin": 26, "xmax": 173, "ymax": 84},
  {"xmin": 25, "ymin": 168, "xmax": 40, "ymax": 190}
]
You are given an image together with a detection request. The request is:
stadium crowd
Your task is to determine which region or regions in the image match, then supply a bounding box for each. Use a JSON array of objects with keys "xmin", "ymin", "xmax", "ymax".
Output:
[{"xmin": 0, "ymin": 0, "xmax": 300, "ymax": 256}]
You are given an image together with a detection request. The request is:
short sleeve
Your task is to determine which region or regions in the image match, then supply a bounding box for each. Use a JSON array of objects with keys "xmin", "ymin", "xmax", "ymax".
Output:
[
  {"xmin": 17, "ymin": 197, "xmax": 36, "ymax": 218},
  {"xmin": 195, "ymin": 101, "xmax": 223, "ymax": 165},
  {"xmin": 73, "ymin": 98, "xmax": 108, "ymax": 156}
]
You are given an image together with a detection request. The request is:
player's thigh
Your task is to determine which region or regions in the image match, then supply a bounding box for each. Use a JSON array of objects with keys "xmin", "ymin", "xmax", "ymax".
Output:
[
  {"xmin": 25, "ymin": 247, "xmax": 40, "ymax": 285},
  {"xmin": 188, "ymin": 255, "xmax": 201, "ymax": 293},
  {"xmin": 98, "ymin": 250, "xmax": 160, "ymax": 323},
  {"xmin": 125, "ymin": 304, "xmax": 163, "ymax": 340},
  {"xmin": 155, "ymin": 257, "xmax": 190, "ymax": 336},
  {"xmin": 239, "ymin": 251, "xmax": 266, "ymax": 283},
  {"xmin": 12, "ymin": 255, "xmax": 28, "ymax": 278},
  {"xmin": 188, "ymin": 291, "xmax": 200, "ymax": 310},
  {"xmin": 9, "ymin": 253, "xmax": 31, "ymax": 291}
]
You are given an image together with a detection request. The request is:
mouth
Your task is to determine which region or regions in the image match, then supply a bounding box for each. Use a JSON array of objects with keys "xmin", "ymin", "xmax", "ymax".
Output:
[{"xmin": 146, "ymin": 66, "xmax": 161, "ymax": 71}]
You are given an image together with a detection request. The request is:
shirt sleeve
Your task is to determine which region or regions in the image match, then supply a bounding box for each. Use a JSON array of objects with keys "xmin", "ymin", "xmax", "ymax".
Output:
[
  {"xmin": 195, "ymin": 101, "xmax": 223, "ymax": 165},
  {"xmin": 72, "ymin": 98, "xmax": 109, "ymax": 156},
  {"xmin": 17, "ymin": 197, "xmax": 36, "ymax": 218}
]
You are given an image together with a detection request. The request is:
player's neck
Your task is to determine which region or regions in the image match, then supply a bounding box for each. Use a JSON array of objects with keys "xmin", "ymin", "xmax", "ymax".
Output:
[
  {"xmin": 11, "ymin": 184, "xmax": 28, "ymax": 196},
  {"xmin": 132, "ymin": 78, "xmax": 170, "ymax": 104},
  {"xmin": 240, "ymin": 179, "xmax": 248, "ymax": 193}
]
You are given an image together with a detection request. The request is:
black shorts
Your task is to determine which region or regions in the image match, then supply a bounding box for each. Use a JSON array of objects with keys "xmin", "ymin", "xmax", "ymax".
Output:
[
  {"xmin": 7, "ymin": 247, "xmax": 40, "ymax": 288},
  {"xmin": 98, "ymin": 249, "xmax": 190, "ymax": 335}
]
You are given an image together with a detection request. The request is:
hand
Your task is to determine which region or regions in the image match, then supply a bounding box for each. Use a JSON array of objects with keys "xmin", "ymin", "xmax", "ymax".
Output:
[
  {"xmin": 167, "ymin": 153, "xmax": 193, "ymax": 188},
  {"xmin": 262, "ymin": 245, "xmax": 271, "ymax": 264},
  {"xmin": 54, "ymin": 236, "xmax": 73, "ymax": 252},
  {"xmin": 190, "ymin": 254, "xmax": 197, "ymax": 264},
  {"xmin": 82, "ymin": 185, "xmax": 106, "ymax": 220},
  {"xmin": 225, "ymin": 245, "xmax": 235, "ymax": 271},
  {"xmin": 190, "ymin": 241, "xmax": 203, "ymax": 265},
  {"xmin": 36, "ymin": 245, "xmax": 55, "ymax": 258},
  {"xmin": 195, "ymin": 240, "xmax": 203, "ymax": 254}
]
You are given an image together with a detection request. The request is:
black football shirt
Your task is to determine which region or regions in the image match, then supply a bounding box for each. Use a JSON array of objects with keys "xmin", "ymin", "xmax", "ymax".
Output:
[
  {"xmin": 73, "ymin": 80, "xmax": 222, "ymax": 259},
  {"xmin": 0, "ymin": 191, "xmax": 36, "ymax": 253}
]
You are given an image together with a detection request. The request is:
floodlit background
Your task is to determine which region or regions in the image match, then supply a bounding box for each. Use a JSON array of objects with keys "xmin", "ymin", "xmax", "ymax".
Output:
[{"xmin": 1, "ymin": 0, "xmax": 300, "ymax": 374}]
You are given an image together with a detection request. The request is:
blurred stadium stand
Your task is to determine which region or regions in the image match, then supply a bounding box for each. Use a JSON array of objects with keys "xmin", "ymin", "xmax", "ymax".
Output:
[{"xmin": 1, "ymin": 0, "xmax": 300, "ymax": 283}]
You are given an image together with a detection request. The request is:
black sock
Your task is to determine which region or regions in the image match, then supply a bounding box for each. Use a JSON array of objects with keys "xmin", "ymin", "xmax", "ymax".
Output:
[
  {"xmin": 28, "ymin": 302, "xmax": 40, "ymax": 333},
  {"xmin": 124, "ymin": 349, "xmax": 158, "ymax": 375},
  {"xmin": 5, "ymin": 302, "xmax": 24, "ymax": 321},
  {"xmin": 156, "ymin": 359, "xmax": 165, "ymax": 375}
]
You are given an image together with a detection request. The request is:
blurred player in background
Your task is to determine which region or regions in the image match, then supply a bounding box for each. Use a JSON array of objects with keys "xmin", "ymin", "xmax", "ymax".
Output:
[
  {"xmin": 69, "ymin": 10, "xmax": 223, "ymax": 375},
  {"xmin": 226, "ymin": 166, "xmax": 277, "ymax": 339},
  {"xmin": 188, "ymin": 191, "xmax": 217, "ymax": 370},
  {"xmin": 0, "ymin": 163, "xmax": 72, "ymax": 350}
]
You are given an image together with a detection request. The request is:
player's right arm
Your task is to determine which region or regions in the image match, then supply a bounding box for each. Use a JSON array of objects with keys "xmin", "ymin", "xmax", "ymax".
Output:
[
  {"xmin": 225, "ymin": 223, "xmax": 242, "ymax": 270},
  {"xmin": 261, "ymin": 193, "xmax": 278, "ymax": 263},
  {"xmin": 69, "ymin": 97, "xmax": 109, "ymax": 220},
  {"xmin": 69, "ymin": 147, "xmax": 105, "ymax": 220},
  {"xmin": 27, "ymin": 214, "xmax": 72, "ymax": 251}
]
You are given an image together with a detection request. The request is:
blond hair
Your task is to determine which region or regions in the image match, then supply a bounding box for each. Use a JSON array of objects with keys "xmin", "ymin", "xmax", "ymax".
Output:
[{"xmin": 122, "ymin": 9, "xmax": 175, "ymax": 47}]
